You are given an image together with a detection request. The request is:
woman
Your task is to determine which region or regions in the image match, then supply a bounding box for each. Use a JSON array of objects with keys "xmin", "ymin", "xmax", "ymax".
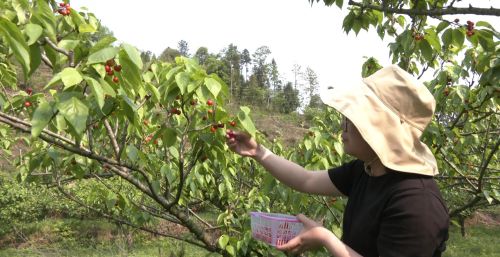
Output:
[{"xmin": 226, "ymin": 65, "xmax": 449, "ymax": 257}]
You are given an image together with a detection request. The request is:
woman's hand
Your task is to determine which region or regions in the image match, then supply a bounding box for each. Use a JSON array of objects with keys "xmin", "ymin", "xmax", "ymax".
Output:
[
  {"xmin": 277, "ymin": 214, "xmax": 334, "ymax": 255},
  {"xmin": 225, "ymin": 130, "xmax": 260, "ymax": 158}
]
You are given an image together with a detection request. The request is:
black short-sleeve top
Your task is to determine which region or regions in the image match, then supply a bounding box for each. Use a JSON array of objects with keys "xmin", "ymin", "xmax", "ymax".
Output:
[{"xmin": 328, "ymin": 160, "xmax": 449, "ymax": 257}]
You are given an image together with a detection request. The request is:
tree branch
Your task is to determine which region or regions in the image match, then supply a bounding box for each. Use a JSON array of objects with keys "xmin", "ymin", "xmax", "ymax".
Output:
[
  {"xmin": 40, "ymin": 54, "xmax": 53, "ymax": 69},
  {"xmin": 478, "ymin": 137, "xmax": 500, "ymax": 191},
  {"xmin": 0, "ymin": 112, "xmax": 140, "ymax": 173},
  {"xmin": 55, "ymin": 181, "xmax": 207, "ymax": 249},
  {"xmin": 43, "ymin": 37, "xmax": 75, "ymax": 67},
  {"xmin": 104, "ymin": 119, "xmax": 121, "ymax": 161},
  {"xmin": 347, "ymin": 1, "xmax": 500, "ymax": 16},
  {"xmin": 438, "ymin": 148, "xmax": 477, "ymax": 189}
]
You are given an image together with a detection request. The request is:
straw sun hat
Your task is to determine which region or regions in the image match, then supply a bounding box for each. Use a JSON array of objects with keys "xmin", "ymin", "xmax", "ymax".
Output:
[{"xmin": 320, "ymin": 65, "xmax": 438, "ymax": 176}]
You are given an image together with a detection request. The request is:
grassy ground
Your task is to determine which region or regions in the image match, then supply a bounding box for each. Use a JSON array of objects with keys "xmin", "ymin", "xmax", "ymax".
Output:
[
  {"xmin": 443, "ymin": 224, "xmax": 500, "ymax": 257},
  {"xmin": 1, "ymin": 217, "xmax": 499, "ymax": 257}
]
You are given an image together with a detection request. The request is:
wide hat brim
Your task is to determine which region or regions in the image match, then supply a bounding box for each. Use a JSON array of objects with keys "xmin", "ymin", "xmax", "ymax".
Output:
[{"xmin": 320, "ymin": 72, "xmax": 438, "ymax": 176}]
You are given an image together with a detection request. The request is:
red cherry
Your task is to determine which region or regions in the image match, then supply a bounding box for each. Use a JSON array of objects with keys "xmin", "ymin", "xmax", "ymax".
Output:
[
  {"xmin": 143, "ymin": 120, "xmax": 149, "ymax": 125},
  {"xmin": 112, "ymin": 76, "xmax": 119, "ymax": 83},
  {"xmin": 217, "ymin": 123, "xmax": 224, "ymax": 128},
  {"xmin": 153, "ymin": 139, "xmax": 158, "ymax": 145},
  {"xmin": 65, "ymin": 3, "xmax": 70, "ymax": 9},
  {"xmin": 58, "ymin": 9, "xmax": 65, "ymax": 15},
  {"xmin": 25, "ymin": 88, "xmax": 33, "ymax": 95},
  {"xmin": 229, "ymin": 121, "xmax": 236, "ymax": 127},
  {"xmin": 207, "ymin": 109, "xmax": 214, "ymax": 115},
  {"xmin": 106, "ymin": 59, "xmax": 115, "ymax": 66},
  {"xmin": 210, "ymin": 126, "xmax": 217, "ymax": 133},
  {"xmin": 105, "ymin": 65, "xmax": 112, "ymax": 72},
  {"xmin": 226, "ymin": 129, "xmax": 235, "ymax": 138},
  {"xmin": 59, "ymin": 3, "xmax": 65, "ymax": 7},
  {"xmin": 24, "ymin": 101, "xmax": 31, "ymax": 107},
  {"xmin": 206, "ymin": 99, "xmax": 214, "ymax": 106},
  {"xmin": 114, "ymin": 65, "xmax": 122, "ymax": 72},
  {"xmin": 64, "ymin": 9, "xmax": 71, "ymax": 16},
  {"xmin": 171, "ymin": 108, "xmax": 180, "ymax": 115},
  {"xmin": 466, "ymin": 30, "xmax": 475, "ymax": 37}
]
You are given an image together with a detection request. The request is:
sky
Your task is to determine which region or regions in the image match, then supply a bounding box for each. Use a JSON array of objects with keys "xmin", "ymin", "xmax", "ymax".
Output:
[{"xmin": 71, "ymin": 0, "xmax": 499, "ymax": 92}]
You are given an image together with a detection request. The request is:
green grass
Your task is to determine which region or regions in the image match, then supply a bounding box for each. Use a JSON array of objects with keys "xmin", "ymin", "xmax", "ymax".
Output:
[
  {"xmin": 443, "ymin": 225, "xmax": 500, "ymax": 257},
  {"xmin": 0, "ymin": 240, "xmax": 217, "ymax": 257},
  {"xmin": 0, "ymin": 218, "xmax": 218, "ymax": 257},
  {"xmin": 1, "ymin": 217, "xmax": 499, "ymax": 257}
]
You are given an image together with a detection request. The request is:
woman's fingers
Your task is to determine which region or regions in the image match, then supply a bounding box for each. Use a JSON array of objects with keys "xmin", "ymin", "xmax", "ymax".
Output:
[
  {"xmin": 296, "ymin": 214, "xmax": 318, "ymax": 228},
  {"xmin": 276, "ymin": 236, "xmax": 301, "ymax": 252}
]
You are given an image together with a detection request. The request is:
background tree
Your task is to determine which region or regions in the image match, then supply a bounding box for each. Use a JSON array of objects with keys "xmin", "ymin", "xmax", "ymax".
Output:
[
  {"xmin": 251, "ymin": 46, "xmax": 271, "ymax": 88},
  {"xmin": 302, "ymin": 66, "xmax": 319, "ymax": 108},
  {"xmin": 194, "ymin": 46, "xmax": 209, "ymax": 66},
  {"xmin": 177, "ymin": 39, "xmax": 190, "ymax": 57},
  {"xmin": 240, "ymin": 48, "xmax": 251, "ymax": 83},
  {"xmin": 158, "ymin": 47, "xmax": 181, "ymax": 63},
  {"xmin": 222, "ymin": 44, "xmax": 241, "ymax": 101}
]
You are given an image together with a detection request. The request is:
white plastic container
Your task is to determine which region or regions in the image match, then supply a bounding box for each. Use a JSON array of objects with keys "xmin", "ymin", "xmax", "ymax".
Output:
[{"xmin": 250, "ymin": 212, "xmax": 303, "ymax": 247}]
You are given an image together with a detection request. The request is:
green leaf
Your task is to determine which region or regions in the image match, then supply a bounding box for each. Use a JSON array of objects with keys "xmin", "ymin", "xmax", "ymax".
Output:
[
  {"xmin": 334, "ymin": 141, "xmax": 344, "ymax": 157},
  {"xmin": 120, "ymin": 95, "xmax": 137, "ymax": 122},
  {"xmin": 451, "ymin": 28, "xmax": 465, "ymax": 48},
  {"xmin": 90, "ymin": 36, "xmax": 117, "ymax": 54},
  {"xmin": 483, "ymin": 190, "xmax": 493, "ymax": 204},
  {"xmin": 87, "ymin": 47, "xmax": 119, "ymax": 65},
  {"xmin": 60, "ymin": 68, "xmax": 83, "ymax": 89},
  {"xmin": 335, "ymin": 0, "xmax": 343, "ymax": 9},
  {"xmin": 122, "ymin": 43, "xmax": 143, "ymax": 70},
  {"xmin": 424, "ymin": 29, "xmax": 441, "ymax": 51},
  {"xmin": 24, "ymin": 23, "xmax": 43, "ymax": 46},
  {"xmin": 99, "ymin": 78, "xmax": 116, "ymax": 97},
  {"xmin": 475, "ymin": 21, "xmax": 495, "ymax": 30},
  {"xmin": 78, "ymin": 23, "xmax": 96, "ymax": 33},
  {"xmin": 0, "ymin": 17, "xmax": 30, "ymax": 77},
  {"xmin": 162, "ymin": 128, "xmax": 177, "ymax": 147},
  {"xmin": 419, "ymin": 39, "xmax": 433, "ymax": 62},
  {"xmin": 436, "ymin": 21, "xmax": 449, "ymax": 33},
  {"xmin": 477, "ymin": 30, "xmax": 495, "ymax": 52},
  {"xmin": 28, "ymin": 44, "xmax": 41, "ymax": 77},
  {"xmin": 31, "ymin": 101, "xmax": 54, "ymax": 137},
  {"xmin": 119, "ymin": 48, "xmax": 143, "ymax": 91},
  {"xmin": 151, "ymin": 180, "xmax": 161, "ymax": 194},
  {"xmin": 396, "ymin": 16, "xmax": 406, "ymax": 27},
  {"xmin": 58, "ymin": 40, "xmax": 80, "ymax": 51},
  {"xmin": 145, "ymin": 82, "xmax": 161, "ymax": 102},
  {"xmin": 126, "ymin": 144, "xmax": 139, "ymax": 162},
  {"xmin": 226, "ymin": 245, "xmax": 235, "ymax": 256},
  {"xmin": 57, "ymin": 97, "xmax": 89, "ymax": 135},
  {"xmin": 218, "ymin": 235, "xmax": 229, "ymax": 249},
  {"xmin": 175, "ymin": 72, "xmax": 190, "ymax": 95},
  {"xmin": 105, "ymin": 194, "xmax": 117, "ymax": 209},
  {"xmin": 12, "ymin": 0, "xmax": 29, "ymax": 24},
  {"xmin": 204, "ymin": 77, "xmax": 221, "ymax": 98},
  {"xmin": 0, "ymin": 63, "xmax": 17, "ymax": 89},
  {"xmin": 237, "ymin": 106, "xmax": 256, "ymax": 138},
  {"xmin": 32, "ymin": 0, "xmax": 57, "ymax": 43},
  {"xmin": 84, "ymin": 77, "xmax": 105, "ymax": 109},
  {"xmin": 441, "ymin": 28, "xmax": 452, "ymax": 48},
  {"xmin": 44, "ymin": 72, "xmax": 61, "ymax": 89}
]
